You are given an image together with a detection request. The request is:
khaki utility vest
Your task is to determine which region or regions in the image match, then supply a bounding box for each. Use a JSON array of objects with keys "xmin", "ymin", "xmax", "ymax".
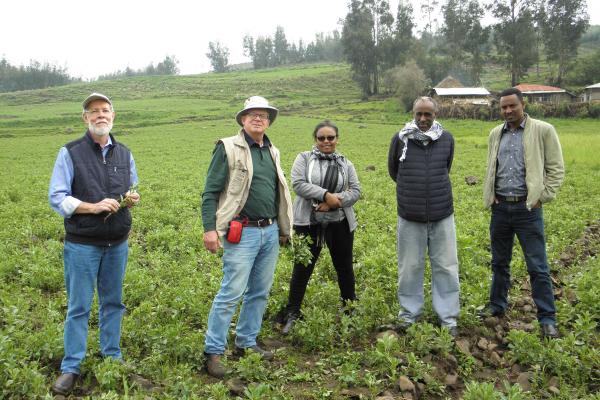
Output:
[{"xmin": 215, "ymin": 130, "xmax": 293, "ymax": 237}]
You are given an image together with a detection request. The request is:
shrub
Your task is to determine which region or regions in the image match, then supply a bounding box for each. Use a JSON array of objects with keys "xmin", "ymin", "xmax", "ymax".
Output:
[
  {"xmin": 525, "ymin": 103, "xmax": 544, "ymax": 118},
  {"xmin": 382, "ymin": 60, "xmax": 429, "ymax": 111},
  {"xmin": 588, "ymin": 103, "xmax": 600, "ymax": 118}
]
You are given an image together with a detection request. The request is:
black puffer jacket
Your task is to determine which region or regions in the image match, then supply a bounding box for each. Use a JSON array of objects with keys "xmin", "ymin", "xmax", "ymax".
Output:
[{"xmin": 387, "ymin": 131, "xmax": 454, "ymax": 222}]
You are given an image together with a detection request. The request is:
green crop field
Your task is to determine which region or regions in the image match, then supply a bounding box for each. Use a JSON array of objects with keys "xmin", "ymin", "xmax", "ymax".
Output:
[{"xmin": 1, "ymin": 64, "xmax": 599, "ymax": 399}]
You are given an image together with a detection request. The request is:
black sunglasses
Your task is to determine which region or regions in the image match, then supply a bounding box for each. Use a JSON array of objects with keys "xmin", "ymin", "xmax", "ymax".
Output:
[{"xmin": 316, "ymin": 135, "xmax": 337, "ymax": 142}]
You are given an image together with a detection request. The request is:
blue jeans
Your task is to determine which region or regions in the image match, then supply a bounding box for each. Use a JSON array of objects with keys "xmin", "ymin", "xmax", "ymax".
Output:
[
  {"xmin": 61, "ymin": 240, "xmax": 128, "ymax": 374},
  {"xmin": 204, "ymin": 222, "xmax": 280, "ymax": 354},
  {"xmin": 489, "ymin": 201, "xmax": 556, "ymax": 324},
  {"xmin": 396, "ymin": 215, "xmax": 460, "ymax": 327}
]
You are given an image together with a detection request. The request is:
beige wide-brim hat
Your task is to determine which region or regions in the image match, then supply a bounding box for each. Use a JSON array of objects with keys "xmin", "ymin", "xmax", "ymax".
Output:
[
  {"xmin": 235, "ymin": 96, "xmax": 278, "ymax": 126},
  {"xmin": 82, "ymin": 92, "xmax": 112, "ymax": 110}
]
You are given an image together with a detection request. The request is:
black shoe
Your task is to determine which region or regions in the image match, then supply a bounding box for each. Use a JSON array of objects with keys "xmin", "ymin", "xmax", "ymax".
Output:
[
  {"xmin": 540, "ymin": 323, "xmax": 559, "ymax": 339},
  {"xmin": 234, "ymin": 345, "xmax": 274, "ymax": 361},
  {"xmin": 282, "ymin": 313, "xmax": 298, "ymax": 335},
  {"xmin": 393, "ymin": 320, "xmax": 413, "ymax": 333},
  {"xmin": 477, "ymin": 305, "xmax": 505, "ymax": 319},
  {"xmin": 51, "ymin": 373, "xmax": 78, "ymax": 395}
]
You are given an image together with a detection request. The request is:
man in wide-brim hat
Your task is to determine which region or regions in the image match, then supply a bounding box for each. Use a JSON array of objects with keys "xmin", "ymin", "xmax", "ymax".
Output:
[{"xmin": 200, "ymin": 96, "xmax": 292, "ymax": 378}]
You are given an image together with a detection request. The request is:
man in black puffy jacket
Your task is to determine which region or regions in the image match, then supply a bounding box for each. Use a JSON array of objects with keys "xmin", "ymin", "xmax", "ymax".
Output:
[{"xmin": 387, "ymin": 96, "xmax": 460, "ymax": 337}]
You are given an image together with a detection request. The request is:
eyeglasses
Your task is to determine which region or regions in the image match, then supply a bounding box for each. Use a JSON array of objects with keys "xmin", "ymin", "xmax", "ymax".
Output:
[
  {"xmin": 85, "ymin": 108, "xmax": 112, "ymax": 116},
  {"xmin": 316, "ymin": 135, "xmax": 337, "ymax": 142},
  {"xmin": 246, "ymin": 112, "xmax": 270, "ymax": 121}
]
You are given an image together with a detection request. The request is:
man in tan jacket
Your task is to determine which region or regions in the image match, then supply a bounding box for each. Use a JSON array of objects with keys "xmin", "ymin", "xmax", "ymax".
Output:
[
  {"xmin": 201, "ymin": 96, "xmax": 292, "ymax": 378},
  {"xmin": 480, "ymin": 88, "xmax": 564, "ymax": 338}
]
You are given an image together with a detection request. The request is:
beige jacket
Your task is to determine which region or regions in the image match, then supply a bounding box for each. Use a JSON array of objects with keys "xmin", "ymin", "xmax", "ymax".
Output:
[
  {"xmin": 483, "ymin": 115, "xmax": 564, "ymax": 210},
  {"xmin": 215, "ymin": 130, "xmax": 293, "ymax": 237}
]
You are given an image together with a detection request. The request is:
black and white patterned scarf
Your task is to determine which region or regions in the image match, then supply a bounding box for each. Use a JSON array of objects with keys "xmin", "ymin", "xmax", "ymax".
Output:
[{"xmin": 396, "ymin": 120, "xmax": 444, "ymax": 162}]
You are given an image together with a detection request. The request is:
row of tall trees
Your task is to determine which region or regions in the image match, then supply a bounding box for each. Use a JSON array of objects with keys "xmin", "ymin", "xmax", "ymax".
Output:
[
  {"xmin": 0, "ymin": 58, "xmax": 80, "ymax": 93},
  {"xmin": 206, "ymin": 27, "xmax": 344, "ymax": 72},
  {"xmin": 242, "ymin": 27, "xmax": 344, "ymax": 70},
  {"xmin": 341, "ymin": 0, "xmax": 590, "ymax": 98},
  {"xmin": 97, "ymin": 56, "xmax": 179, "ymax": 80}
]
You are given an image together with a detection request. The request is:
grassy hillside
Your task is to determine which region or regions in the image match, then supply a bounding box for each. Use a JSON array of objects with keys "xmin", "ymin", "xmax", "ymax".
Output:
[{"xmin": 1, "ymin": 64, "xmax": 599, "ymax": 399}]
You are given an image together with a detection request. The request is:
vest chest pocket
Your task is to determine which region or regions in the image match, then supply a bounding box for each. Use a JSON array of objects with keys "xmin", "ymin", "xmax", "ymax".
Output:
[
  {"xmin": 227, "ymin": 167, "xmax": 247, "ymax": 195},
  {"xmin": 107, "ymin": 163, "xmax": 129, "ymax": 195}
]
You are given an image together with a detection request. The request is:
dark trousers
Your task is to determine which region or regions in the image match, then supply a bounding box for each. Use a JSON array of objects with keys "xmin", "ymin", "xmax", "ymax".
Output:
[
  {"xmin": 489, "ymin": 201, "xmax": 556, "ymax": 324},
  {"xmin": 285, "ymin": 220, "xmax": 356, "ymax": 315}
]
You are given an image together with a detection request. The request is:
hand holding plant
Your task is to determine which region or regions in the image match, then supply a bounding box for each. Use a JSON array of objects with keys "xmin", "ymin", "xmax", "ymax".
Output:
[{"xmin": 104, "ymin": 185, "xmax": 140, "ymax": 222}]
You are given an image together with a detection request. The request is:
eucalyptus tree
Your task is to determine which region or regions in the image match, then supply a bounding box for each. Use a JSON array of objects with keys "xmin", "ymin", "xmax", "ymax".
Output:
[
  {"xmin": 491, "ymin": 0, "xmax": 538, "ymax": 86},
  {"xmin": 542, "ymin": 0, "xmax": 589, "ymax": 85},
  {"xmin": 441, "ymin": 0, "xmax": 489, "ymax": 84},
  {"xmin": 206, "ymin": 42, "xmax": 230, "ymax": 73}
]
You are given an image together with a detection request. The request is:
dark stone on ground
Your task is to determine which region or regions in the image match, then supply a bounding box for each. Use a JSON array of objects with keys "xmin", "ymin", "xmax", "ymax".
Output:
[
  {"xmin": 516, "ymin": 372, "xmax": 533, "ymax": 392},
  {"xmin": 226, "ymin": 378, "xmax": 245, "ymax": 395},
  {"xmin": 398, "ymin": 375, "xmax": 415, "ymax": 392},
  {"xmin": 465, "ymin": 176, "xmax": 479, "ymax": 185}
]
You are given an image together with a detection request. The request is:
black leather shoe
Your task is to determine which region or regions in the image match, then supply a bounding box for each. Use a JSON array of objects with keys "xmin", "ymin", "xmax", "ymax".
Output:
[
  {"xmin": 393, "ymin": 320, "xmax": 413, "ymax": 333},
  {"xmin": 282, "ymin": 314, "xmax": 298, "ymax": 335},
  {"xmin": 51, "ymin": 373, "xmax": 78, "ymax": 395},
  {"xmin": 234, "ymin": 345, "xmax": 274, "ymax": 360},
  {"xmin": 540, "ymin": 323, "xmax": 559, "ymax": 339},
  {"xmin": 477, "ymin": 305, "xmax": 505, "ymax": 319}
]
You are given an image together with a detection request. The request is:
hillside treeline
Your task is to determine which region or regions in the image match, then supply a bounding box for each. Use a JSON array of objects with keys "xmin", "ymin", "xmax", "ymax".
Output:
[
  {"xmin": 0, "ymin": 56, "xmax": 179, "ymax": 93},
  {"xmin": 206, "ymin": 29, "xmax": 344, "ymax": 73},
  {"xmin": 0, "ymin": 58, "xmax": 80, "ymax": 93},
  {"xmin": 97, "ymin": 56, "xmax": 179, "ymax": 81},
  {"xmin": 339, "ymin": 0, "xmax": 593, "ymax": 97},
  {"xmin": 207, "ymin": 0, "xmax": 598, "ymax": 100}
]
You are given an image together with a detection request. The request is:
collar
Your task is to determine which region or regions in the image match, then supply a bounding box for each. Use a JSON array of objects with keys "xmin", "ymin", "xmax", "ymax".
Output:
[
  {"xmin": 85, "ymin": 130, "xmax": 114, "ymax": 149},
  {"xmin": 243, "ymin": 130, "xmax": 271, "ymax": 148},
  {"xmin": 502, "ymin": 115, "xmax": 527, "ymax": 132}
]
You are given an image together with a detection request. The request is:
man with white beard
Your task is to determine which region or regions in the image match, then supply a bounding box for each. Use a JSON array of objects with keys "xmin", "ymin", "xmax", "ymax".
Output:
[{"xmin": 48, "ymin": 93, "xmax": 140, "ymax": 395}]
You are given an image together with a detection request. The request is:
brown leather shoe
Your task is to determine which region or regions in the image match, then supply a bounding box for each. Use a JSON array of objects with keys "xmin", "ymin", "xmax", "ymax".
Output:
[
  {"xmin": 51, "ymin": 373, "xmax": 78, "ymax": 395},
  {"xmin": 205, "ymin": 354, "xmax": 226, "ymax": 379}
]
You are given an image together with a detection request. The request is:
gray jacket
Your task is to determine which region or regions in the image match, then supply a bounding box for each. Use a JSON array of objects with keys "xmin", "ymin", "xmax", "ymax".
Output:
[{"xmin": 291, "ymin": 151, "xmax": 361, "ymax": 231}]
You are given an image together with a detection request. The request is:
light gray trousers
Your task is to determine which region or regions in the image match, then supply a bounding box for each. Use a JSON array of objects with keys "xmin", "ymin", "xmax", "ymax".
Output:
[{"xmin": 396, "ymin": 214, "xmax": 460, "ymax": 327}]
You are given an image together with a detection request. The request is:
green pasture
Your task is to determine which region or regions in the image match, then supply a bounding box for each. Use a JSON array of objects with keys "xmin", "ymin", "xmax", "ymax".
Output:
[{"xmin": 1, "ymin": 64, "xmax": 599, "ymax": 399}]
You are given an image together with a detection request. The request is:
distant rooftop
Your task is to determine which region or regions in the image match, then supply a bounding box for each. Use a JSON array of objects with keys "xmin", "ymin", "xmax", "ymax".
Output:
[
  {"xmin": 515, "ymin": 84, "xmax": 565, "ymax": 93},
  {"xmin": 433, "ymin": 87, "xmax": 490, "ymax": 96},
  {"xmin": 585, "ymin": 83, "xmax": 600, "ymax": 89},
  {"xmin": 435, "ymin": 76, "xmax": 464, "ymax": 88}
]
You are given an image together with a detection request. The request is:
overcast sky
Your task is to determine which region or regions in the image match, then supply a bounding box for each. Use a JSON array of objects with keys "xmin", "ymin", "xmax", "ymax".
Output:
[{"xmin": 2, "ymin": 0, "xmax": 598, "ymax": 80}]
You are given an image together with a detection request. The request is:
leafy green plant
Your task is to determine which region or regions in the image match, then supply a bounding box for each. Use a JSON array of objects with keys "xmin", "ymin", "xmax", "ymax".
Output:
[
  {"xmin": 401, "ymin": 352, "xmax": 433, "ymax": 382},
  {"xmin": 236, "ymin": 352, "xmax": 270, "ymax": 382},
  {"xmin": 243, "ymin": 383, "xmax": 273, "ymax": 400},
  {"xmin": 93, "ymin": 358, "xmax": 127, "ymax": 392},
  {"xmin": 403, "ymin": 323, "xmax": 454, "ymax": 357}
]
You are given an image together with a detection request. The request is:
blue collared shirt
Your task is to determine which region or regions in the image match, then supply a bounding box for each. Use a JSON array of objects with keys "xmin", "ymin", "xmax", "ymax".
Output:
[
  {"xmin": 495, "ymin": 117, "xmax": 527, "ymax": 197},
  {"xmin": 48, "ymin": 135, "xmax": 139, "ymax": 218}
]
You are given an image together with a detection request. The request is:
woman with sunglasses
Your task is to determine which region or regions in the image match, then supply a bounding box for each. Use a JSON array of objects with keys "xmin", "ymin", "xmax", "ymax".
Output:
[{"xmin": 281, "ymin": 120, "xmax": 361, "ymax": 334}]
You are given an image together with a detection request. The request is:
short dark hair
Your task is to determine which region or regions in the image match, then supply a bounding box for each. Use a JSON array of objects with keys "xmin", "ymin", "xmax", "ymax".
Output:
[
  {"xmin": 499, "ymin": 88, "xmax": 524, "ymax": 102},
  {"xmin": 313, "ymin": 120, "xmax": 339, "ymax": 138}
]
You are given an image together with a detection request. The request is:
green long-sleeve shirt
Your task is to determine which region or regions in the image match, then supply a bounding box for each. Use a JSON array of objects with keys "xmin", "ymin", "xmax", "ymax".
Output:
[{"xmin": 201, "ymin": 133, "xmax": 278, "ymax": 231}]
